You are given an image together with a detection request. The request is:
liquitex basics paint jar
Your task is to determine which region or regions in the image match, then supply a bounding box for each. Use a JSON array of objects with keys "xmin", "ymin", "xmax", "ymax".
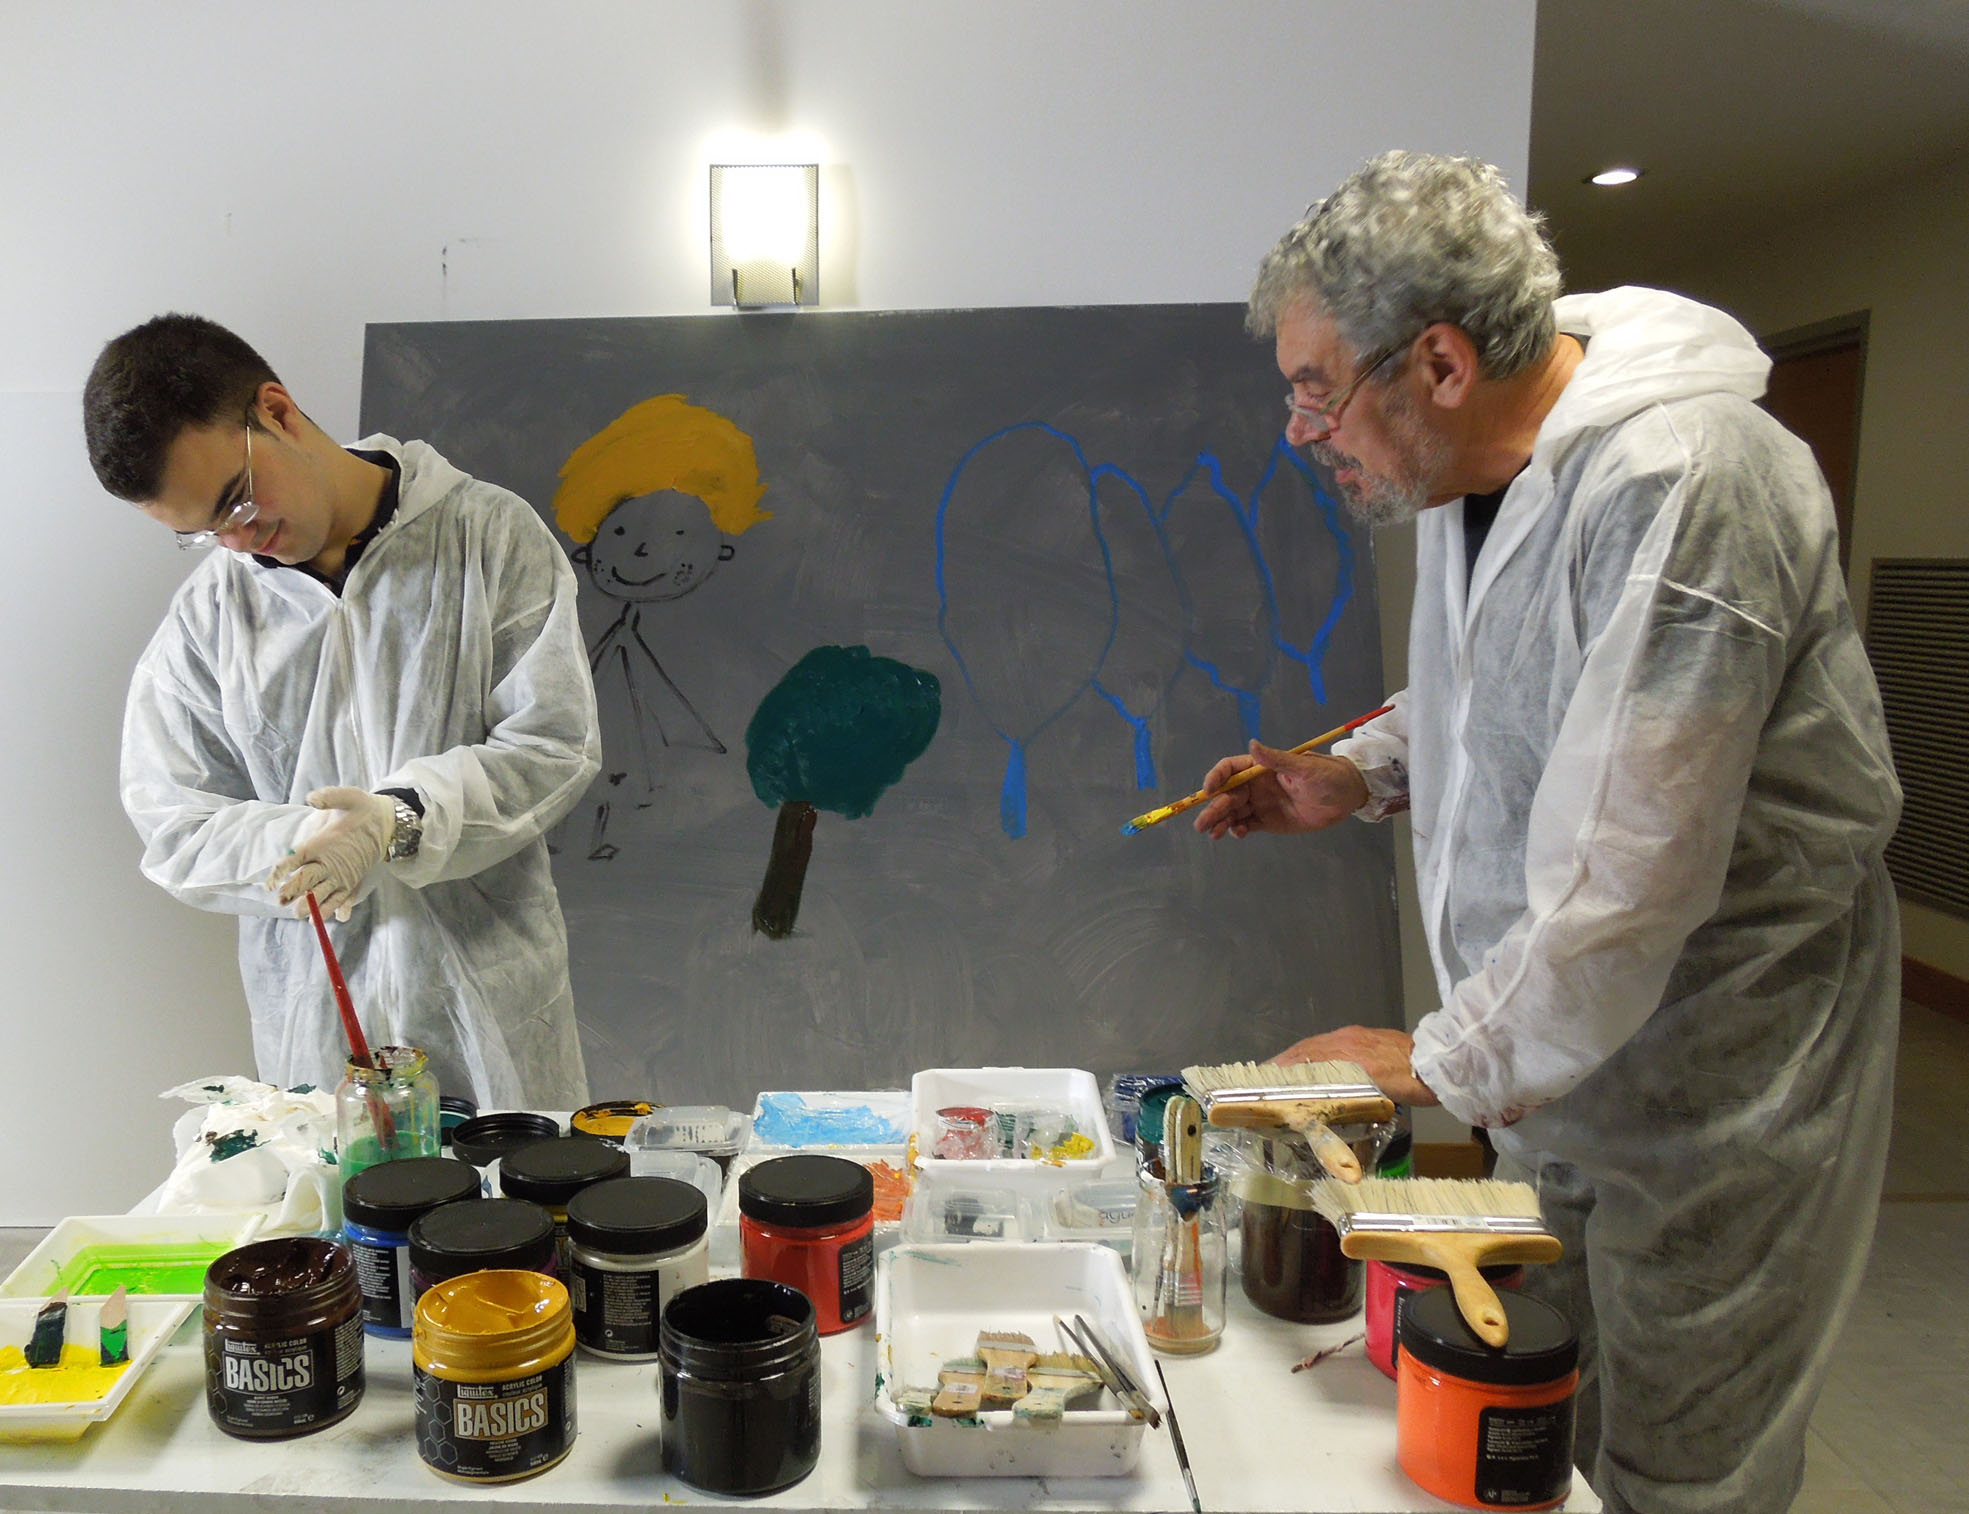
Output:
[
  {"xmin": 408, "ymin": 1197, "xmax": 558, "ymax": 1303},
  {"xmin": 738, "ymin": 1155, "xmax": 875, "ymax": 1334},
  {"xmin": 1396, "ymin": 1287, "xmax": 1579, "ymax": 1511},
  {"xmin": 341, "ymin": 1156, "xmax": 484, "ymax": 1338},
  {"xmin": 203, "ymin": 1237, "xmax": 364, "ymax": 1439},
  {"xmin": 413, "ymin": 1269, "xmax": 578, "ymax": 1483},
  {"xmin": 567, "ymin": 1175, "xmax": 710, "ymax": 1360},
  {"xmin": 660, "ymin": 1278, "xmax": 821, "ymax": 1495},
  {"xmin": 497, "ymin": 1135, "xmax": 631, "ymax": 1270}
]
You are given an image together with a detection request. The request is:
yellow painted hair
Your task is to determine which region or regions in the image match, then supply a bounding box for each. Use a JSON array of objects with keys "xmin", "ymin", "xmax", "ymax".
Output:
[{"xmin": 552, "ymin": 394, "xmax": 771, "ymax": 543}]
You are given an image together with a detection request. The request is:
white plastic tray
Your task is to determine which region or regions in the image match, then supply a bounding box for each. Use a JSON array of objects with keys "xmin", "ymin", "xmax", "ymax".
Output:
[
  {"xmin": 910, "ymin": 1068, "xmax": 1116, "ymax": 1194},
  {"xmin": 0, "ymin": 1295, "xmax": 193, "ymax": 1441},
  {"xmin": 0, "ymin": 1214, "xmax": 264, "ymax": 1303},
  {"xmin": 874, "ymin": 1241, "xmax": 1165, "ymax": 1477}
]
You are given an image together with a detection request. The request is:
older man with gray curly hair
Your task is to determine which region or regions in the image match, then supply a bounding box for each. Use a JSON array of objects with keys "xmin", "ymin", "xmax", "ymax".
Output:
[{"xmin": 1198, "ymin": 152, "xmax": 1900, "ymax": 1514}]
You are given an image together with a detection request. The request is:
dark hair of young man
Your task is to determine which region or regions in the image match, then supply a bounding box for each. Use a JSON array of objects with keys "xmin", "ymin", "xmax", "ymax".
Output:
[{"xmin": 83, "ymin": 314, "xmax": 280, "ymax": 501}]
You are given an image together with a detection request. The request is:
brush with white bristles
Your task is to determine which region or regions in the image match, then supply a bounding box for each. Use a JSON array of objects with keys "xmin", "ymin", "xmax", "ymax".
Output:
[
  {"xmin": 1309, "ymin": 1176, "xmax": 1562, "ymax": 1347},
  {"xmin": 1181, "ymin": 1060, "xmax": 1395, "ymax": 1182}
]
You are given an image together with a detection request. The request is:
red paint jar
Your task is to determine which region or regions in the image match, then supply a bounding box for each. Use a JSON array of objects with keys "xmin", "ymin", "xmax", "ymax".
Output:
[
  {"xmin": 738, "ymin": 1155, "xmax": 874, "ymax": 1335},
  {"xmin": 1366, "ymin": 1257, "xmax": 1523, "ymax": 1379},
  {"xmin": 1396, "ymin": 1288, "xmax": 1578, "ymax": 1511}
]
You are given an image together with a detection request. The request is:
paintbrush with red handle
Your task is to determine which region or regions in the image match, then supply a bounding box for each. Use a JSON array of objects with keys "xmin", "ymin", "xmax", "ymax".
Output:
[{"xmin": 306, "ymin": 891, "xmax": 396, "ymax": 1147}]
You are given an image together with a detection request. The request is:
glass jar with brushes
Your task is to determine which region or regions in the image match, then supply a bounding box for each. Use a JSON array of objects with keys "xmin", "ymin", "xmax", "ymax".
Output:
[{"xmin": 1133, "ymin": 1094, "xmax": 1226, "ymax": 1354}]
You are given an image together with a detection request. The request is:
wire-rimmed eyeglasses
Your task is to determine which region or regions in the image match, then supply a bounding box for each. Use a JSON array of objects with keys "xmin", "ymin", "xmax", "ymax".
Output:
[
  {"xmin": 1284, "ymin": 342, "xmax": 1403, "ymax": 441},
  {"xmin": 175, "ymin": 424, "xmax": 260, "ymax": 550}
]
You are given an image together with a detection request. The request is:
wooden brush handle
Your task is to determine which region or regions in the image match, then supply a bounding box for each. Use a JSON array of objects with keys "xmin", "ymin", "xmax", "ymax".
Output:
[
  {"xmin": 1298, "ymin": 1120, "xmax": 1363, "ymax": 1183},
  {"xmin": 1338, "ymin": 1231, "xmax": 1565, "ymax": 1348},
  {"xmin": 1437, "ymin": 1248, "xmax": 1510, "ymax": 1348}
]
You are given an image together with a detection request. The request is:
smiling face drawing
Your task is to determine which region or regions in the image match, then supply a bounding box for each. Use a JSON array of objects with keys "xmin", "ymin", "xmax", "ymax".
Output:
[{"xmin": 582, "ymin": 489, "xmax": 736, "ymax": 602}]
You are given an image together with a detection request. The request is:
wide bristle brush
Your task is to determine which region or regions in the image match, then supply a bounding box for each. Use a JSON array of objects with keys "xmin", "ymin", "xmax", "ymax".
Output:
[
  {"xmin": 1310, "ymin": 1176, "xmax": 1561, "ymax": 1346},
  {"xmin": 1181, "ymin": 1060, "xmax": 1394, "ymax": 1182}
]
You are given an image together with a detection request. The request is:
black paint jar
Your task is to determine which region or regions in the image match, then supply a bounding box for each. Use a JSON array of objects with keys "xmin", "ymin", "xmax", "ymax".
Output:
[
  {"xmin": 408, "ymin": 1197, "xmax": 559, "ymax": 1302},
  {"xmin": 449, "ymin": 1111, "xmax": 561, "ymax": 1168},
  {"xmin": 341, "ymin": 1156, "xmax": 485, "ymax": 1337},
  {"xmin": 203, "ymin": 1236, "xmax": 365, "ymax": 1439},
  {"xmin": 498, "ymin": 1136, "xmax": 631, "ymax": 1269},
  {"xmin": 659, "ymin": 1278, "xmax": 821, "ymax": 1495},
  {"xmin": 1238, "ymin": 1175, "xmax": 1363, "ymax": 1323}
]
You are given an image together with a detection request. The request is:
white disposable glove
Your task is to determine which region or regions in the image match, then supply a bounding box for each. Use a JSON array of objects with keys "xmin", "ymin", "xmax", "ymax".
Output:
[{"xmin": 267, "ymin": 786, "xmax": 398, "ymax": 921}]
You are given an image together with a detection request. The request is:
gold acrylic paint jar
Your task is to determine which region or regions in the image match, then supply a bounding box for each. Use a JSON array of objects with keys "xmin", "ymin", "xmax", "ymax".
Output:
[{"xmin": 412, "ymin": 1269, "xmax": 577, "ymax": 1483}]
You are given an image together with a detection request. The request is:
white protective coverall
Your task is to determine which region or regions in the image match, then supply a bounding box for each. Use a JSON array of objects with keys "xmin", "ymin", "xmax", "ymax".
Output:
[
  {"xmin": 1335, "ymin": 288, "xmax": 1900, "ymax": 1514},
  {"xmin": 122, "ymin": 437, "xmax": 602, "ymax": 1110}
]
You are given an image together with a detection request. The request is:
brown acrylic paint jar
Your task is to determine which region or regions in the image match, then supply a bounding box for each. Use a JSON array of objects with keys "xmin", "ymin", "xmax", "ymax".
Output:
[
  {"xmin": 1236, "ymin": 1171, "xmax": 1362, "ymax": 1323},
  {"xmin": 203, "ymin": 1236, "xmax": 365, "ymax": 1439}
]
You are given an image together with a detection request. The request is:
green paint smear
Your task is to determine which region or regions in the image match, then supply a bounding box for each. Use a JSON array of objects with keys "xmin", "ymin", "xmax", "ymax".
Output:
[
  {"xmin": 339, "ymin": 1132, "xmax": 439, "ymax": 1183},
  {"xmin": 54, "ymin": 1242, "xmax": 231, "ymax": 1296},
  {"xmin": 746, "ymin": 645, "xmax": 941, "ymax": 817}
]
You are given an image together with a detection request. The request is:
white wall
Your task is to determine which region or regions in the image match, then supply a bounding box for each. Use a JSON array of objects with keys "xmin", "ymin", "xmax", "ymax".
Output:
[
  {"xmin": 1664, "ymin": 156, "xmax": 1969, "ymax": 983},
  {"xmin": 0, "ymin": 0, "xmax": 1533, "ymax": 1221}
]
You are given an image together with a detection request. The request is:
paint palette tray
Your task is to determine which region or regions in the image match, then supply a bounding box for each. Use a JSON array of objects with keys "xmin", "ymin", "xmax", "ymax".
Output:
[
  {"xmin": 910, "ymin": 1067, "xmax": 1117, "ymax": 1195},
  {"xmin": 748, "ymin": 1089, "xmax": 912, "ymax": 1151},
  {"xmin": 0, "ymin": 1294, "xmax": 193, "ymax": 1441},
  {"xmin": 0, "ymin": 1213, "xmax": 264, "ymax": 1304},
  {"xmin": 873, "ymin": 1241, "xmax": 1165, "ymax": 1477}
]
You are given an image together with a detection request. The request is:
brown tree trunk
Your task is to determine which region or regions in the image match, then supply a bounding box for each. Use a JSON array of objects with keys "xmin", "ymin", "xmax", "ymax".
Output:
[{"xmin": 751, "ymin": 800, "xmax": 818, "ymax": 938}]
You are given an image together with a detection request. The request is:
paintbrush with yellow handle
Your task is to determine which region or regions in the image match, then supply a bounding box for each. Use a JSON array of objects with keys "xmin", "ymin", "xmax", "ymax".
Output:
[
  {"xmin": 1120, "ymin": 704, "xmax": 1394, "ymax": 835},
  {"xmin": 1182, "ymin": 1060, "xmax": 1395, "ymax": 1182},
  {"xmin": 1310, "ymin": 1177, "xmax": 1562, "ymax": 1347}
]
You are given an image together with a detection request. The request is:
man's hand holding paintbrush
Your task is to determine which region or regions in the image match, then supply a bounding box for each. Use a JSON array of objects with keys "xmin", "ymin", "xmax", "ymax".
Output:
[
  {"xmin": 1275, "ymin": 1026, "xmax": 1438, "ymax": 1109},
  {"xmin": 1191, "ymin": 740, "xmax": 1371, "ymax": 839}
]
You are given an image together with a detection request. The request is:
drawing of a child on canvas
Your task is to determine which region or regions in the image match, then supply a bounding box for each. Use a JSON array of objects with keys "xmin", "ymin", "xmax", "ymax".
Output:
[{"xmin": 552, "ymin": 394, "xmax": 772, "ymax": 858}]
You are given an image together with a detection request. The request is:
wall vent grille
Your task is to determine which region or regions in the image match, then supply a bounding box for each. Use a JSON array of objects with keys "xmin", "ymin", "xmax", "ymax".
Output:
[{"xmin": 1866, "ymin": 558, "xmax": 1969, "ymax": 919}]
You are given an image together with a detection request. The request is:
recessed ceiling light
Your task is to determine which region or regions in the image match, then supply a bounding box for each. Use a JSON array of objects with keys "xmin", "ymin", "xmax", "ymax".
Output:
[{"xmin": 1587, "ymin": 167, "xmax": 1643, "ymax": 187}]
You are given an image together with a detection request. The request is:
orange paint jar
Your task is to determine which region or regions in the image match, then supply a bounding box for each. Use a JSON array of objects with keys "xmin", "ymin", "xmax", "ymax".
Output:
[
  {"xmin": 738, "ymin": 1156, "xmax": 874, "ymax": 1335},
  {"xmin": 1396, "ymin": 1287, "xmax": 1578, "ymax": 1511}
]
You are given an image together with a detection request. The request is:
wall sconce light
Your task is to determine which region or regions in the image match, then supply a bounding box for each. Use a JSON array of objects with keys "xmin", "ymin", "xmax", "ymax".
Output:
[{"xmin": 710, "ymin": 163, "xmax": 819, "ymax": 309}]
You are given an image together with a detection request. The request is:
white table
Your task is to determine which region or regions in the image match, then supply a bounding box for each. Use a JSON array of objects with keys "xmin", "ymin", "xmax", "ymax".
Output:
[{"xmin": 0, "ymin": 1277, "xmax": 1598, "ymax": 1513}]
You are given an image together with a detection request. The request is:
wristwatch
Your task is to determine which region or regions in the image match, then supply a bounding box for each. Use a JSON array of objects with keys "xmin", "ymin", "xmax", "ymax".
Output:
[{"xmin": 378, "ymin": 789, "xmax": 423, "ymax": 861}]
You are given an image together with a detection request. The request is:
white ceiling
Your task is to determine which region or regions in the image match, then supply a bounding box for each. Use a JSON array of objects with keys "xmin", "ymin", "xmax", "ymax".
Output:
[{"xmin": 1529, "ymin": 0, "xmax": 1969, "ymax": 292}]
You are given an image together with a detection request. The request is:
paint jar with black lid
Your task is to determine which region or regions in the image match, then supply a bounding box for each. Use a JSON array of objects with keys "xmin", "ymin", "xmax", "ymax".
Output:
[
  {"xmin": 408, "ymin": 1197, "xmax": 559, "ymax": 1303},
  {"xmin": 449, "ymin": 1111, "xmax": 560, "ymax": 1170},
  {"xmin": 1397, "ymin": 1288, "xmax": 1579, "ymax": 1511},
  {"xmin": 203, "ymin": 1236, "xmax": 364, "ymax": 1439},
  {"xmin": 739, "ymin": 1155, "xmax": 875, "ymax": 1334},
  {"xmin": 342, "ymin": 1156, "xmax": 484, "ymax": 1338},
  {"xmin": 498, "ymin": 1136, "xmax": 631, "ymax": 1269},
  {"xmin": 660, "ymin": 1278, "xmax": 820, "ymax": 1495},
  {"xmin": 566, "ymin": 1176, "xmax": 710, "ymax": 1360}
]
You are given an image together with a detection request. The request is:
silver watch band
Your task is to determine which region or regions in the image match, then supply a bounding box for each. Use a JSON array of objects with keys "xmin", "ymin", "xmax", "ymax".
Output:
[{"xmin": 384, "ymin": 797, "xmax": 422, "ymax": 861}]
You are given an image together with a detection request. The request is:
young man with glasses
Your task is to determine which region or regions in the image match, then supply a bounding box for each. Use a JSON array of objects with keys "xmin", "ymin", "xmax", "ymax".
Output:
[
  {"xmin": 84, "ymin": 313, "xmax": 601, "ymax": 1110},
  {"xmin": 1194, "ymin": 153, "xmax": 1900, "ymax": 1514}
]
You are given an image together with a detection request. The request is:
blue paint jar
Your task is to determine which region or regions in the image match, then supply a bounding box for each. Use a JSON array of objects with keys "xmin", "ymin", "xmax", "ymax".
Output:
[{"xmin": 341, "ymin": 1157, "xmax": 484, "ymax": 1338}]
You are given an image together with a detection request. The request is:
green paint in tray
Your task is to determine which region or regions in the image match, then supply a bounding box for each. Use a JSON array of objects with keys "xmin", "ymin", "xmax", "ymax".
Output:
[{"xmin": 51, "ymin": 1242, "xmax": 228, "ymax": 1296}]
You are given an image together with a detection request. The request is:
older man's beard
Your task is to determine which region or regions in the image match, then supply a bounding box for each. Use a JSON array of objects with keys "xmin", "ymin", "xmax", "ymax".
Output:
[{"xmin": 1312, "ymin": 387, "xmax": 1450, "ymax": 528}]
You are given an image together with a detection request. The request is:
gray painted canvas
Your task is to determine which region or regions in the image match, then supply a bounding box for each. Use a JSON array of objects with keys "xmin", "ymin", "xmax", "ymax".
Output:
[{"xmin": 359, "ymin": 306, "xmax": 1402, "ymax": 1106}]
